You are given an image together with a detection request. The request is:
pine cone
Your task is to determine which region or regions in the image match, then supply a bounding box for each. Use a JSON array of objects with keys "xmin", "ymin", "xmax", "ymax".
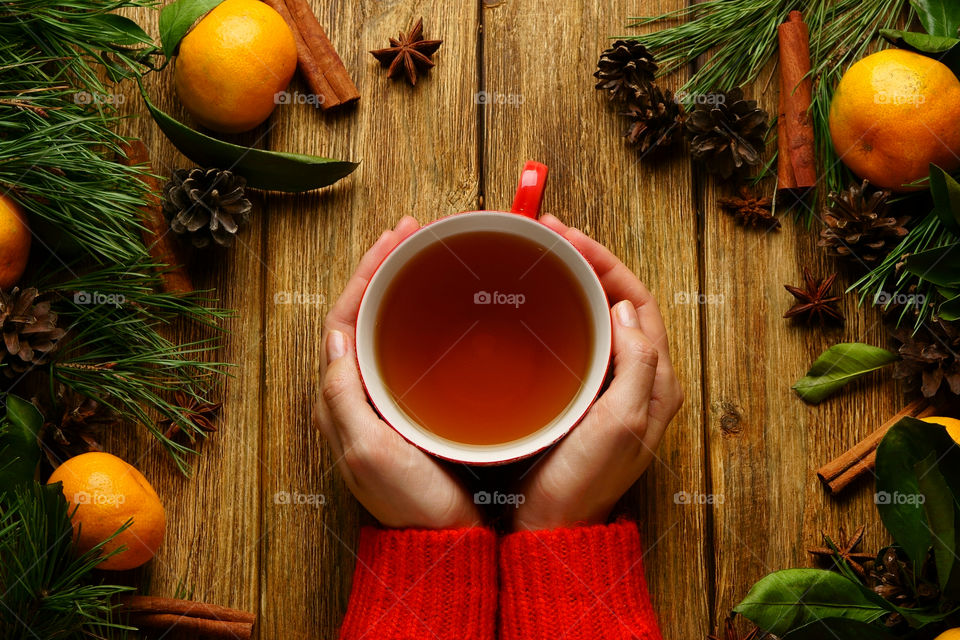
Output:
[
  {"xmin": 891, "ymin": 319, "xmax": 960, "ymax": 398},
  {"xmin": 594, "ymin": 40, "xmax": 657, "ymax": 103},
  {"xmin": 39, "ymin": 385, "xmax": 117, "ymax": 468},
  {"xmin": 620, "ymin": 85, "xmax": 685, "ymax": 156},
  {"xmin": 819, "ymin": 180, "xmax": 908, "ymax": 266},
  {"xmin": 162, "ymin": 168, "xmax": 252, "ymax": 248},
  {"xmin": 686, "ymin": 88, "xmax": 769, "ymax": 179},
  {"xmin": 867, "ymin": 548, "xmax": 940, "ymax": 628},
  {"xmin": 0, "ymin": 287, "xmax": 66, "ymax": 378}
]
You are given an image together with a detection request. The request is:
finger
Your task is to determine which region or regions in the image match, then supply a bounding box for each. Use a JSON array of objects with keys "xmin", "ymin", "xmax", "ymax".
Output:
[
  {"xmin": 320, "ymin": 329, "xmax": 393, "ymax": 451},
  {"xmin": 326, "ymin": 217, "xmax": 421, "ymax": 333},
  {"xmin": 539, "ymin": 213, "xmax": 570, "ymax": 234},
  {"xmin": 559, "ymin": 226, "xmax": 671, "ymax": 362},
  {"xmin": 600, "ymin": 301, "xmax": 659, "ymax": 424}
]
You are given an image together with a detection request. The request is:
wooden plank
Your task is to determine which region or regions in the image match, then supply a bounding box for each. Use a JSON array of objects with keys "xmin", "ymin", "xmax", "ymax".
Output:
[
  {"xmin": 259, "ymin": 2, "xmax": 481, "ymax": 638},
  {"xmin": 481, "ymin": 2, "xmax": 709, "ymax": 638},
  {"xmin": 701, "ymin": 67, "xmax": 893, "ymax": 623},
  {"xmin": 105, "ymin": 4, "xmax": 265, "ymax": 618}
]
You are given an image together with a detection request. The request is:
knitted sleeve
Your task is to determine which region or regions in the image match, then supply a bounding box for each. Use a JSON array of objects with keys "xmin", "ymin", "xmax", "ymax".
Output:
[
  {"xmin": 499, "ymin": 520, "xmax": 664, "ymax": 640},
  {"xmin": 338, "ymin": 526, "xmax": 497, "ymax": 640}
]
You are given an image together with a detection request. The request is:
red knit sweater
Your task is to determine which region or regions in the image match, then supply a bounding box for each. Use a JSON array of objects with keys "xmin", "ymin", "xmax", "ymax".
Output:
[{"xmin": 337, "ymin": 521, "xmax": 663, "ymax": 640}]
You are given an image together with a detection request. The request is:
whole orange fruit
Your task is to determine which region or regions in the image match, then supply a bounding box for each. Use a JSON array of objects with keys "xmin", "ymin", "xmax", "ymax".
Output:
[
  {"xmin": 829, "ymin": 49, "xmax": 960, "ymax": 191},
  {"xmin": 173, "ymin": 0, "xmax": 297, "ymax": 133},
  {"xmin": 0, "ymin": 193, "xmax": 30, "ymax": 289},
  {"xmin": 48, "ymin": 452, "xmax": 166, "ymax": 571}
]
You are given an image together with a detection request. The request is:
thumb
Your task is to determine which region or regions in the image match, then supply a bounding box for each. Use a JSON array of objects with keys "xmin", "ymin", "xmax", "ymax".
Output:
[
  {"xmin": 600, "ymin": 301, "xmax": 659, "ymax": 424},
  {"xmin": 319, "ymin": 330, "xmax": 384, "ymax": 448}
]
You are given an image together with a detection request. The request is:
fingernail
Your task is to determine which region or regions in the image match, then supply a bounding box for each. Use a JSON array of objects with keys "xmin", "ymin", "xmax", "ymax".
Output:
[
  {"xmin": 615, "ymin": 300, "xmax": 639, "ymax": 328},
  {"xmin": 326, "ymin": 330, "xmax": 346, "ymax": 362}
]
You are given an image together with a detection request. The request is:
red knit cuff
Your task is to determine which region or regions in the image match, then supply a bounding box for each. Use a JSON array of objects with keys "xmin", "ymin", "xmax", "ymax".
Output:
[
  {"xmin": 338, "ymin": 526, "xmax": 497, "ymax": 640},
  {"xmin": 499, "ymin": 520, "xmax": 664, "ymax": 640}
]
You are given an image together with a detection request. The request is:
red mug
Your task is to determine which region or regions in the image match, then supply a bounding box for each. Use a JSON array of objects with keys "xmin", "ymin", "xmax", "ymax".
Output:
[{"xmin": 355, "ymin": 162, "xmax": 613, "ymax": 464}]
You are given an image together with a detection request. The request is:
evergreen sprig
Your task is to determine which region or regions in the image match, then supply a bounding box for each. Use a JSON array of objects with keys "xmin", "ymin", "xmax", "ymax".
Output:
[
  {"xmin": 0, "ymin": 483, "xmax": 134, "ymax": 639},
  {"xmin": 1, "ymin": 0, "xmax": 231, "ymax": 472}
]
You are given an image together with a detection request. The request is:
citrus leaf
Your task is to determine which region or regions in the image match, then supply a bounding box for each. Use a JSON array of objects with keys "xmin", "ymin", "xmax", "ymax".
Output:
[
  {"xmin": 158, "ymin": 0, "xmax": 224, "ymax": 57},
  {"xmin": 734, "ymin": 569, "xmax": 888, "ymax": 636},
  {"xmin": 909, "ymin": 0, "xmax": 960, "ymax": 38},
  {"xmin": 881, "ymin": 28, "xmax": 960, "ymax": 52},
  {"xmin": 0, "ymin": 394, "xmax": 43, "ymax": 487},
  {"xmin": 876, "ymin": 418, "xmax": 960, "ymax": 568},
  {"xmin": 903, "ymin": 243, "xmax": 960, "ymax": 286},
  {"xmin": 940, "ymin": 293, "xmax": 960, "ymax": 320},
  {"xmin": 139, "ymin": 83, "xmax": 358, "ymax": 192},
  {"xmin": 930, "ymin": 164, "xmax": 960, "ymax": 234},
  {"xmin": 792, "ymin": 343, "xmax": 898, "ymax": 404},
  {"xmin": 914, "ymin": 452, "xmax": 960, "ymax": 596}
]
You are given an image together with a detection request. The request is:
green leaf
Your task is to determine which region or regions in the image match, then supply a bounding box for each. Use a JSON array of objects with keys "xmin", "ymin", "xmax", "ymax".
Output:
[
  {"xmin": 881, "ymin": 28, "xmax": 960, "ymax": 52},
  {"xmin": 904, "ymin": 243, "xmax": 960, "ymax": 286},
  {"xmin": 915, "ymin": 452, "xmax": 960, "ymax": 595},
  {"xmin": 792, "ymin": 343, "xmax": 898, "ymax": 404},
  {"xmin": 158, "ymin": 0, "xmax": 224, "ymax": 57},
  {"xmin": 909, "ymin": 0, "xmax": 960, "ymax": 37},
  {"xmin": 734, "ymin": 569, "xmax": 888, "ymax": 636},
  {"xmin": 939, "ymin": 293, "xmax": 960, "ymax": 320},
  {"xmin": 930, "ymin": 164, "xmax": 960, "ymax": 234},
  {"xmin": 0, "ymin": 394, "xmax": 44, "ymax": 487},
  {"xmin": 139, "ymin": 83, "xmax": 359, "ymax": 192},
  {"xmin": 876, "ymin": 417, "xmax": 960, "ymax": 567}
]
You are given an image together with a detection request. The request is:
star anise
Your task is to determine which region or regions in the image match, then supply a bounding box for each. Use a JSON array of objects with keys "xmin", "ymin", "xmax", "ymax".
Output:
[
  {"xmin": 807, "ymin": 525, "xmax": 876, "ymax": 580},
  {"xmin": 707, "ymin": 615, "xmax": 766, "ymax": 640},
  {"xmin": 784, "ymin": 268, "xmax": 844, "ymax": 324},
  {"xmin": 159, "ymin": 391, "xmax": 222, "ymax": 440},
  {"xmin": 717, "ymin": 186, "xmax": 779, "ymax": 230},
  {"xmin": 370, "ymin": 18, "xmax": 443, "ymax": 86}
]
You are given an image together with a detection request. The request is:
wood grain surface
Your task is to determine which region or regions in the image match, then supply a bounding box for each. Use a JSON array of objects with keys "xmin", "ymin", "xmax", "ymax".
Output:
[{"xmin": 106, "ymin": 1, "xmax": 891, "ymax": 638}]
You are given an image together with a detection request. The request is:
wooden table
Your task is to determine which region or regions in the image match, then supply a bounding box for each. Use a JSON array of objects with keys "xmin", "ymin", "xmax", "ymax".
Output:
[{"xmin": 112, "ymin": 1, "xmax": 893, "ymax": 637}]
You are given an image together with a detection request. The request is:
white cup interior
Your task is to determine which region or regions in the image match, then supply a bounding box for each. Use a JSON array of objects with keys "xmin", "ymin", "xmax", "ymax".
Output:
[{"xmin": 355, "ymin": 211, "xmax": 612, "ymax": 465}]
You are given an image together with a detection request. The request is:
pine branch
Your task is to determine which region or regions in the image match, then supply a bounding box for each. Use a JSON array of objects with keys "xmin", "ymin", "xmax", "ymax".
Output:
[{"xmin": 0, "ymin": 482, "xmax": 135, "ymax": 638}]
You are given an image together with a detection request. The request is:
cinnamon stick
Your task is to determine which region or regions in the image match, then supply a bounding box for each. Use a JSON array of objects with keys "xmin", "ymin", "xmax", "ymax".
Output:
[
  {"xmin": 776, "ymin": 11, "xmax": 816, "ymax": 193},
  {"xmin": 119, "ymin": 595, "xmax": 256, "ymax": 624},
  {"xmin": 818, "ymin": 399, "xmax": 934, "ymax": 494},
  {"xmin": 128, "ymin": 613, "xmax": 253, "ymax": 639},
  {"xmin": 262, "ymin": 0, "xmax": 359, "ymax": 110},
  {"xmin": 119, "ymin": 141, "xmax": 193, "ymax": 295}
]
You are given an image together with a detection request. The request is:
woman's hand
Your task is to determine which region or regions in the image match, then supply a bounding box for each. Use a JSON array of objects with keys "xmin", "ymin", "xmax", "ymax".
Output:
[
  {"xmin": 314, "ymin": 216, "xmax": 483, "ymax": 530},
  {"xmin": 509, "ymin": 214, "xmax": 684, "ymax": 532}
]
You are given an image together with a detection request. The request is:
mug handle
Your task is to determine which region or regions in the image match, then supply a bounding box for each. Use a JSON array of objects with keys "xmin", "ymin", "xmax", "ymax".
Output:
[{"xmin": 509, "ymin": 161, "xmax": 549, "ymax": 219}]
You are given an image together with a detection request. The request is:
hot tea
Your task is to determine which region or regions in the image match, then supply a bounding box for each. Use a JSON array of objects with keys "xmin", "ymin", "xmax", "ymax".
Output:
[{"xmin": 374, "ymin": 230, "xmax": 594, "ymax": 445}]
